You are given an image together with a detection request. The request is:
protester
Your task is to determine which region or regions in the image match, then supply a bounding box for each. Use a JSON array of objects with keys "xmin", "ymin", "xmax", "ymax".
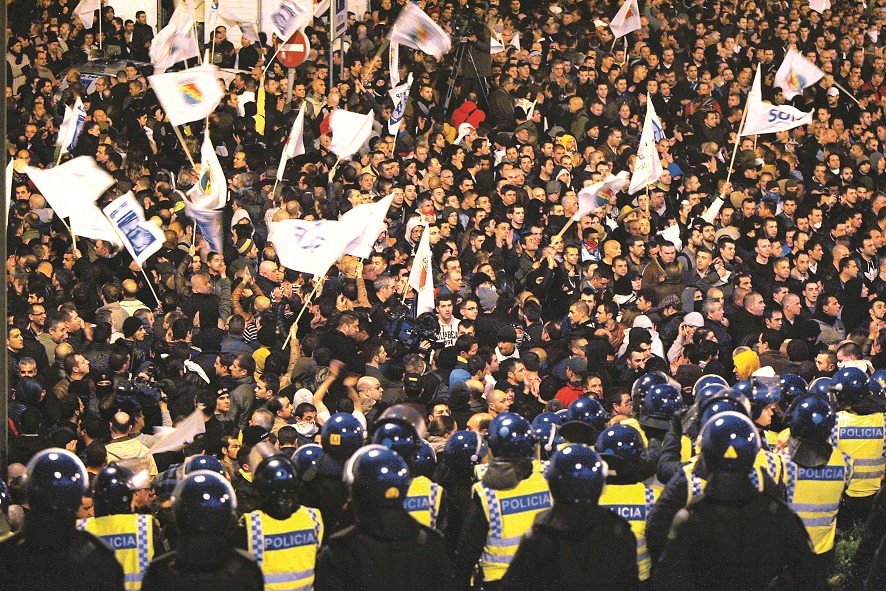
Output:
[{"xmin": 5, "ymin": 0, "xmax": 886, "ymax": 588}]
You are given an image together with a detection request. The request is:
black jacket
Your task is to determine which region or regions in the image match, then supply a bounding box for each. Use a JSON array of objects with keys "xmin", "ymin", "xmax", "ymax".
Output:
[
  {"xmin": 655, "ymin": 472, "xmax": 816, "ymax": 591},
  {"xmin": 141, "ymin": 534, "xmax": 263, "ymax": 591},
  {"xmin": 0, "ymin": 513, "xmax": 125, "ymax": 591},
  {"xmin": 299, "ymin": 455, "xmax": 350, "ymax": 534},
  {"xmin": 499, "ymin": 504, "xmax": 639, "ymax": 591},
  {"xmin": 314, "ymin": 507, "xmax": 451, "ymax": 591}
]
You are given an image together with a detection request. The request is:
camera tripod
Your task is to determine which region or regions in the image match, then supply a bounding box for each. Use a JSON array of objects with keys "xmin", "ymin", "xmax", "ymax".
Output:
[{"xmin": 443, "ymin": 37, "xmax": 490, "ymax": 115}]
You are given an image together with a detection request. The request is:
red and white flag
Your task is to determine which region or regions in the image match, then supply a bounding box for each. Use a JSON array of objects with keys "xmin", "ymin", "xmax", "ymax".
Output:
[{"xmin": 610, "ymin": 0, "xmax": 641, "ymax": 39}]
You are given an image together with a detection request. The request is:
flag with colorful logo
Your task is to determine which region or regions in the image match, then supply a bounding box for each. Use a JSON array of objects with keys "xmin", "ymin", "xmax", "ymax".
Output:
[
  {"xmin": 56, "ymin": 97, "xmax": 87, "ymax": 153},
  {"xmin": 740, "ymin": 65, "xmax": 814, "ymax": 137},
  {"xmin": 575, "ymin": 171, "xmax": 630, "ymax": 220},
  {"xmin": 150, "ymin": 0, "xmax": 200, "ymax": 74},
  {"xmin": 387, "ymin": 74, "xmax": 413, "ymax": 136},
  {"xmin": 149, "ymin": 65, "xmax": 225, "ymax": 126},
  {"xmin": 774, "ymin": 48, "xmax": 824, "ymax": 100},
  {"xmin": 408, "ymin": 224, "xmax": 435, "ymax": 315},
  {"xmin": 389, "ymin": 3, "xmax": 451, "ymax": 59},
  {"xmin": 184, "ymin": 134, "xmax": 228, "ymax": 252},
  {"xmin": 609, "ymin": 0, "xmax": 641, "ymax": 39}
]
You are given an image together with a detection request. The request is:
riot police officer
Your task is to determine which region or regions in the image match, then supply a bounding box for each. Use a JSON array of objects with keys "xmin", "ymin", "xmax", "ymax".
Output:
[
  {"xmin": 299, "ymin": 412, "xmax": 364, "ymax": 532},
  {"xmin": 830, "ymin": 366, "xmax": 886, "ymax": 528},
  {"xmin": 372, "ymin": 405, "xmax": 445, "ymax": 529},
  {"xmin": 238, "ymin": 455, "xmax": 323, "ymax": 591},
  {"xmin": 77, "ymin": 463, "xmax": 166, "ymax": 591},
  {"xmin": 779, "ymin": 394, "xmax": 851, "ymax": 589},
  {"xmin": 499, "ymin": 444, "xmax": 639, "ymax": 591},
  {"xmin": 314, "ymin": 445, "xmax": 451, "ymax": 591},
  {"xmin": 452, "ymin": 412, "xmax": 553, "ymax": 590},
  {"xmin": 596, "ymin": 424, "xmax": 660, "ymax": 587},
  {"xmin": 436, "ymin": 430, "xmax": 484, "ymax": 552},
  {"xmin": 656, "ymin": 412, "xmax": 815, "ymax": 591},
  {"xmin": 141, "ymin": 471, "xmax": 263, "ymax": 591},
  {"xmin": 0, "ymin": 448, "xmax": 125, "ymax": 591}
]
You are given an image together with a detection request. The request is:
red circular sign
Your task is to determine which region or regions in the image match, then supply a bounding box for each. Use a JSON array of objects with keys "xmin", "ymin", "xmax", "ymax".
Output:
[{"xmin": 277, "ymin": 30, "xmax": 310, "ymax": 68}]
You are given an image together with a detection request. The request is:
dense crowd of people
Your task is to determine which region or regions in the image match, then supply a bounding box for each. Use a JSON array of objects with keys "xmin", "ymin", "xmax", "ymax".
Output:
[{"xmin": 4, "ymin": 0, "xmax": 886, "ymax": 588}]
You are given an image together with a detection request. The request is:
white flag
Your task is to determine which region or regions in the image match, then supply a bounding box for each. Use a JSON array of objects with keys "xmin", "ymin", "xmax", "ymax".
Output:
[
  {"xmin": 150, "ymin": 0, "xmax": 200, "ymax": 74},
  {"xmin": 515, "ymin": 98, "xmax": 536, "ymax": 120},
  {"xmin": 387, "ymin": 74, "xmax": 413, "ymax": 135},
  {"xmin": 73, "ymin": 0, "xmax": 100, "ymax": 29},
  {"xmin": 510, "ymin": 32, "xmax": 520, "ymax": 51},
  {"xmin": 184, "ymin": 135, "xmax": 227, "ymax": 252},
  {"xmin": 629, "ymin": 96, "xmax": 664, "ymax": 194},
  {"xmin": 218, "ymin": 9, "xmax": 258, "ymax": 43},
  {"xmin": 774, "ymin": 48, "xmax": 824, "ymax": 100},
  {"xmin": 277, "ymin": 102, "xmax": 306, "ymax": 181},
  {"xmin": 188, "ymin": 133, "xmax": 228, "ymax": 211},
  {"xmin": 408, "ymin": 224, "xmax": 435, "ymax": 315},
  {"xmin": 56, "ymin": 97, "xmax": 87, "ymax": 153},
  {"xmin": 389, "ymin": 3, "xmax": 451, "ymax": 58},
  {"xmin": 390, "ymin": 41, "xmax": 401, "ymax": 87},
  {"xmin": 740, "ymin": 66, "xmax": 813, "ymax": 137},
  {"xmin": 329, "ymin": 110, "xmax": 374, "ymax": 159},
  {"xmin": 575, "ymin": 171, "xmax": 630, "ymax": 220},
  {"xmin": 149, "ymin": 65, "xmax": 225, "ymax": 126},
  {"xmin": 68, "ymin": 203, "xmax": 122, "ymax": 245},
  {"xmin": 268, "ymin": 219, "xmax": 354, "ymax": 277},
  {"xmin": 145, "ymin": 408, "xmax": 207, "ymax": 456},
  {"xmin": 103, "ymin": 192, "xmax": 166, "ymax": 265},
  {"xmin": 270, "ymin": 0, "xmax": 314, "ymax": 43},
  {"xmin": 340, "ymin": 194, "xmax": 395, "ymax": 259},
  {"xmin": 490, "ymin": 32, "xmax": 505, "ymax": 55},
  {"xmin": 610, "ymin": 0, "xmax": 641, "ymax": 39},
  {"xmin": 26, "ymin": 156, "xmax": 113, "ymax": 219},
  {"xmin": 313, "ymin": 0, "xmax": 330, "ymax": 17},
  {"xmin": 809, "ymin": 0, "xmax": 830, "ymax": 13}
]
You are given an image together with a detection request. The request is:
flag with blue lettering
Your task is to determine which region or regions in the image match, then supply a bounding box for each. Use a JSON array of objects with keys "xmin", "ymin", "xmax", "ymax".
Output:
[
  {"xmin": 56, "ymin": 97, "xmax": 87, "ymax": 153},
  {"xmin": 387, "ymin": 74, "xmax": 413, "ymax": 136},
  {"xmin": 103, "ymin": 192, "xmax": 165, "ymax": 265},
  {"xmin": 740, "ymin": 65, "xmax": 813, "ymax": 137},
  {"xmin": 269, "ymin": 0, "xmax": 313, "ymax": 44},
  {"xmin": 629, "ymin": 95, "xmax": 664, "ymax": 194},
  {"xmin": 268, "ymin": 218, "xmax": 357, "ymax": 277}
]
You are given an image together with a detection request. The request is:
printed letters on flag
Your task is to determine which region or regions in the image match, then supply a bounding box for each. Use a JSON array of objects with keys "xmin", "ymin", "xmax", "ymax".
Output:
[
  {"xmin": 740, "ymin": 66, "xmax": 813, "ymax": 136},
  {"xmin": 103, "ymin": 192, "xmax": 165, "ymax": 265},
  {"xmin": 629, "ymin": 96, "xmax": 664, "ymax": 194},
  {"xmin": 387, "ymin": 74, "xmax": 414, "ymax": 135},
  {"xmin": 56, "ymin": 97, "xmax": 87, "ymax": 153},
  {"xmin": 268, "ymin": 219, "xmax": 354, "ymax": 277},
  {"xmin": 270, "ymin": 0, "xmax": 313, "ymax": 43}
]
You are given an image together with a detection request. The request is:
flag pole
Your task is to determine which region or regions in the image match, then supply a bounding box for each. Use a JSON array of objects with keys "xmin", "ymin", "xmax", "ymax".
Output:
[
  {"xmin": 555, "ymin": 216, "xmax": 576, "ymax": 240},
  {"xmin": 724, "ymin": 87, "xmax": 751, "ymax": 188},
  {"xmin": 282, "ymin": 271, "xmax": 326, "ymax": 349},
  {"xmin": 831, "ymin": 81, "xmax": 861, "ymax": 106},
  {"xmin": 172, "ymin": 124, "xmax": 198, "ymax": 168}
]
